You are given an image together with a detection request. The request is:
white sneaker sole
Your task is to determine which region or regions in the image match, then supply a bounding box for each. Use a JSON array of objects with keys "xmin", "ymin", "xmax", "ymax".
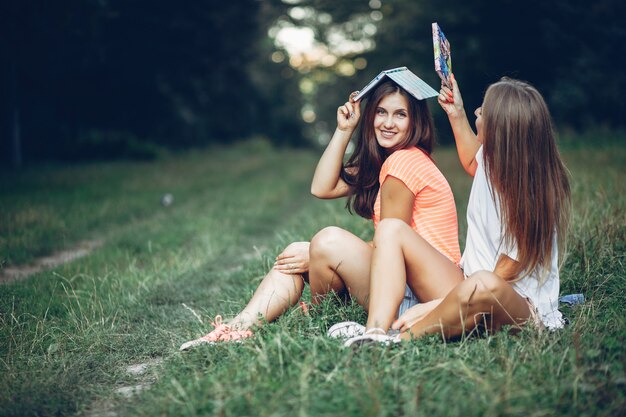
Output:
[
  {"xmin": 327, "ymin": 321, "xmax": 366, "ymax": 338},
  {"xmin": 343, "ymin": 333, "xmax": 401, "ymax": 347},
  {"xmin": 179, "ymin": 338, "xmax": 215, "ymax": 351},
  {"xmin": 180, "ymin": 335, "xmax": 250, "ymax": 351}
]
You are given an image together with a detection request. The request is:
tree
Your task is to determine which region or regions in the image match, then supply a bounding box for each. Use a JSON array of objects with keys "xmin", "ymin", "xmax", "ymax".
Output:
[{"xmin": 0, "ymin": 0, "xmax": 305, "ymax": 165}]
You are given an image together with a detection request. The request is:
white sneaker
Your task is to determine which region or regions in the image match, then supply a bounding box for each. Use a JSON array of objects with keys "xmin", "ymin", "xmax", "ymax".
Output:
[
  {"xmin": 327, "ymin": 321, "xmax": 366, "ymax": 338},
  {"xmin": 343, "ymin": 329, "xmax": 401, "ymax": 347}
]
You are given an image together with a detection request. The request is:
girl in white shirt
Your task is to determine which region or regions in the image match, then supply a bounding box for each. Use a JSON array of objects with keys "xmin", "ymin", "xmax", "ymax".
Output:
[{"xmin": 346, "ymin": 75, "xmax": 571, "ymax": 345}]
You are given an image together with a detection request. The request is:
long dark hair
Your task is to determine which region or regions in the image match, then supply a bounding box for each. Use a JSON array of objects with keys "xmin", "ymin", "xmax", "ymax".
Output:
[
  {"xmin": 482, "ymin": 77, "xmax": 571, "ymax": 281},
  {"xmin": 341, "ymin": 80, "xmax": 435, "ymax": 218}
]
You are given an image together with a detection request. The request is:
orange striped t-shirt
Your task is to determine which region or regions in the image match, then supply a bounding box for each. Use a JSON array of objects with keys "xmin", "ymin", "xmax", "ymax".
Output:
[{"xmin": 373, "ymin": 147, "xmax": 461, "ymax": 264}]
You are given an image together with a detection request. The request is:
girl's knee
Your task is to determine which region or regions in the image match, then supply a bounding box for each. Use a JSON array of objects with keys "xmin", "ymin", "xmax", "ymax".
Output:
[
  {"xmin": 373, "ymin": 218, "xmax": 409, "ymax": 247},
  {"xmin": 283, "ymin": 241, "xmax": 304, "ymax": 254},
  {"xmin": 310, "ymin": 226, "xmax": 346, "ymax": 258},
  {"xmin": 461, "ymin": 271, "xmax": 508, "ymax": 305}
]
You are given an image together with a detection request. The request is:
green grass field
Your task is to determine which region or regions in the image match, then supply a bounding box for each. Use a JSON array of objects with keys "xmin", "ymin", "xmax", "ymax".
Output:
[{"xmin": 1, "ymin": 136, "xmax": 624, "ymax": 417}]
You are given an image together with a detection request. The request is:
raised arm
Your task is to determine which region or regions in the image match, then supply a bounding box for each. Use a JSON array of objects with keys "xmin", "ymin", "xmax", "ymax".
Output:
[
  {"xmin": 438, "ymin": 74, "xmax": 480, "ymax": 176},
  {"xmin": 310, "ymin": 95, "xmax": 361, "ymax": 199}
]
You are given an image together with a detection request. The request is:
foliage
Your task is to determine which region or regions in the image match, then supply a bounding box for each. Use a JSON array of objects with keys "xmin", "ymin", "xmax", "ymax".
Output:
[
  {"xmin": 304, "ymin": 0, "xmax": 626, "ymax": 144},
  {"xmin": 0, "ymin": 0, "xmax": 306, "ymax": 164},
  {"xmin": 2, "ymin": 1, "xmax": 624, "ymax": 165}
]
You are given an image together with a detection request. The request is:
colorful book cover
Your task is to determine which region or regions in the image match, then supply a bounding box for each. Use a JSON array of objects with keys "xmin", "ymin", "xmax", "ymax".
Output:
[
  {"xmin": 432, "ymin": 22, "xmax": 452, "ymax": 89},
  {"xmin": 353, "ymin": 67, "xmax": 438, "ymax": 102}
]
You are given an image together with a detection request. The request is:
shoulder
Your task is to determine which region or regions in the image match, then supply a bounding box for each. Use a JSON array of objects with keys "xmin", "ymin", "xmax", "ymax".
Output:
[
  {"xmin": 384, "ymin": 147, "xmax": 432, "ymax": 170},
  {"xmin": 380, "ymin": 147, "xmax": 437, "ymax": 194}
]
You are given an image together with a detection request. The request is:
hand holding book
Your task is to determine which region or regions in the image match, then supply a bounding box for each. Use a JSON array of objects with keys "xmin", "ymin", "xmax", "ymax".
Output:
[
  {"xmin": 336, "ymin": 93, "xmax": 361, "ymax": 132},
  {"xmin": 437, "ymin": 73, "xmax": 465, "ymax": 119}
]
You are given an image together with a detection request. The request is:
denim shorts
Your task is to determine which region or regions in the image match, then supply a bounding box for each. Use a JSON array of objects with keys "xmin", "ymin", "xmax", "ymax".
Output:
[{"xmin": 397, "ymin": 284, "xmax": 419, "ymax": 318}]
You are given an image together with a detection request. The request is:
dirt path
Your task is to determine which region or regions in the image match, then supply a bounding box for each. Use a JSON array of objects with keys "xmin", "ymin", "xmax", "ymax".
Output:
[{"xmin": 0, "ymin": 239, "xmax": 103, "ymax": 284}]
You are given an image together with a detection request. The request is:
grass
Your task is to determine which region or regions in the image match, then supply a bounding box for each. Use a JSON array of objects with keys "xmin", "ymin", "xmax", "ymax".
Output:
[{"xmin": 0, "ymin": 136, "xmax": 624, "ymax": 417}]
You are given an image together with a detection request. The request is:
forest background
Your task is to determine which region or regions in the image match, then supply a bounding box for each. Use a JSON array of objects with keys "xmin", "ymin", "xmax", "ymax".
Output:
[{"xmin": 1, "ymin": 0, "xmax": 624, "ymax": 167}]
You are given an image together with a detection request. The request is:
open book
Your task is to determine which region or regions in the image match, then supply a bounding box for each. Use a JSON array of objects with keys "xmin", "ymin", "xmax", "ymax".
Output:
[
  {"xmin": 353, "ymin": 67, "xmax": 438, "ymax": 102},
  {"xmin": 432, "ymin": 22, "xmax": 452, "ymax": 89}
]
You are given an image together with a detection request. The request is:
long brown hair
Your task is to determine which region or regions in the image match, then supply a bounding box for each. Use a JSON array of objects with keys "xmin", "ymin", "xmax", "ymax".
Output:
[
  {"xmin": 481, "ymin": 77, "xmax": 571, "ymax": 281},
  {"xmin": 341, "ymin": 80, "xmax": 435, "ymax": 218}
]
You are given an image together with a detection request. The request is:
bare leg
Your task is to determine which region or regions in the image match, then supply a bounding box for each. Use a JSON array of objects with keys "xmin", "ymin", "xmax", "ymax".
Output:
[
  {"xmin": 227, "ymin": 242, "xmax": 309, "ymax": 329},
  {"xmin": 308, "ymin": 226, "xmax": 373, "ymax": 309},
  {"xmin": 366, "ymin": 219, "xmax": 464, "ymax": 330},
  {"xmin": 402, "ymin": 271, "xmax": 532, "ymax": 340},
  {"xmin": 228, "ymin": 268, "xmax": 305, "ymax": 329}
]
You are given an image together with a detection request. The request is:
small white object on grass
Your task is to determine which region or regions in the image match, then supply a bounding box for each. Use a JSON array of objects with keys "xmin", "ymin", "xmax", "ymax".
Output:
[{"xmin": 160, "ymin": 193, "xmax": 174, "ymax": 206}]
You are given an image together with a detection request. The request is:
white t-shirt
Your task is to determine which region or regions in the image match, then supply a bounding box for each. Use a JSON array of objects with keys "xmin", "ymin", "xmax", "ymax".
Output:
[{"xmin": 460, "ymin": 146, "xmax": 564, "ymax": 329}]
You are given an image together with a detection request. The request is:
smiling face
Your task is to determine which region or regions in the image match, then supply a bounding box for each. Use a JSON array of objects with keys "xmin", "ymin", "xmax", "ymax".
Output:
[{"xmin": 373, "ymin": 92, "xmax": 410, "ymax": 149}]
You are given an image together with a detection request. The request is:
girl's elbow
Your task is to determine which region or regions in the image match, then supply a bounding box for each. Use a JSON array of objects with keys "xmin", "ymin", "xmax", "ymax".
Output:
[
  {"xmin": 464, "ymin": 167, "xmax": 476, "ymax": 177},
  {"xmin": 464, "ymin": 161, "xmax": 477, "ymax": 177},
  {"xmin": 310, "ymin": 188, "xmax": 322, "ymax": 198},
  {"xmin": 310, "ymin": 186, "xmax": 329, "ymax": 199}
]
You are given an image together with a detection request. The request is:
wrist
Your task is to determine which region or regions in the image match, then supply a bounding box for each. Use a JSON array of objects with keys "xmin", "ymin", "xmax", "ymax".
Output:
[
  {"xmin": 335, "ymin": 126, "xmax": 355, "ymax": 136},
  {"xmin": 448, "ymin": 108, "xmax": 467, "ymax": 121}
]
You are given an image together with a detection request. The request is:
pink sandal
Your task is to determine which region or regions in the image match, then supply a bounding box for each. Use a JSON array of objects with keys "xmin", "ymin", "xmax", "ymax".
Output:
[{"xmin": 179, "ymin": 315, "xmax": 253, "ymax": 351}]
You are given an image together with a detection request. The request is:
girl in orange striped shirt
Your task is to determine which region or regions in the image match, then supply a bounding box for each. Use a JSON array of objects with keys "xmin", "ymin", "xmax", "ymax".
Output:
[{"xmin": 180, "ymin": 77, "xmax": 461, "ymax": 350}]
